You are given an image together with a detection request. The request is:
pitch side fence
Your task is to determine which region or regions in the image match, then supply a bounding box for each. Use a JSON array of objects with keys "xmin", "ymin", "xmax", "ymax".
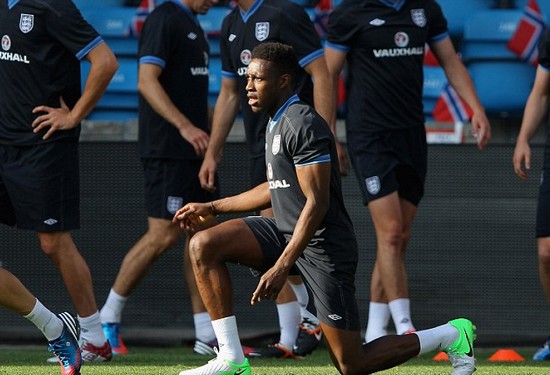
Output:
[{"xmin": 0, "ymin": 142, "xmax": 546, "ymax": 346}]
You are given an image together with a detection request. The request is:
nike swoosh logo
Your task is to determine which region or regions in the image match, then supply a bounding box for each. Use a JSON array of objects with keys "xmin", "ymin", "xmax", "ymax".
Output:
[
  {"xmin": 463, "ymin": 328, "xmax": 473, "ymax": 357},
  {"xmin": 314, "ymin": 331, "xmax": 323, "ymax": 341},
  {"xmin": 235, "ymin": 369, "xmax": 246, "ymax": 375}
]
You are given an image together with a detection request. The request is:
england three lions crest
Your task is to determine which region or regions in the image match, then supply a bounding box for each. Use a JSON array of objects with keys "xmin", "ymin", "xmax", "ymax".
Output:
[
  {"xmin": 255, "ymin": 22, "xmax": 270, "ymax": 42},
  {"xmin": 20, "ymin": 14, "xmax": 34, "ymax": 34},
  {"xmin": 411, "ymin": 9, "xmax": 426, "ymax": 27}
]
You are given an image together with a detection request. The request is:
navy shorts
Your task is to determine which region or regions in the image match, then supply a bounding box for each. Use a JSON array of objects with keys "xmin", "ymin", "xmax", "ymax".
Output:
[
  {"xmin": 0, "ymin": 141, "xmax": 80, "ymax": 231},
  {"xmin": 348, "ymin": 127, "xmax": 427, "ymax": 206},
  {"xmin": 242, "ymin": 216, "xmax": 360, "ymax": 330},
  {"xmin": 536, "ymin": 168, "xmax": 550, "ymax": 238},
  {"xmin": 141, "ymin": 158, "xmax": 219, "ymax": 220}
]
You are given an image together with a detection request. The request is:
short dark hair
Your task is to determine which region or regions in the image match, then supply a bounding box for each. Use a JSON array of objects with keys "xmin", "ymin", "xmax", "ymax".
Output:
[{"xmin": 251, "ymin": 42, "xmax": 299, "ymax": 78}]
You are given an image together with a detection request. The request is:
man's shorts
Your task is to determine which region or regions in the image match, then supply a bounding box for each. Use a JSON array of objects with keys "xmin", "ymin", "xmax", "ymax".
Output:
[
  {"xmin": 142, "ymin": 158, "xmax": 219, "ymax": 220},
  {"xmin": 348, "ymin": 127, "xmax": 427, "ymax": 206},
  {"xmin": 242, "ymin": 216, "xmax": 360, "ymax": 331},
  {"xmin": 536, "ymin": 168, "xmax": 550, "ymax": 238},
  {"xmin": 0, "ymin": 141, "xmax": 80, "ymax": 231}
]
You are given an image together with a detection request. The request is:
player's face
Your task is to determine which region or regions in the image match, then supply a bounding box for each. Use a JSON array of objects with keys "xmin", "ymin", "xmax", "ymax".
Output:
[
  {"xmin": 187, "ymin": 0, "xmax": 217, "ymax": 15},
  {"xmin": 246, "ymin": 59, "xmax": 282, "ymax": 116}
]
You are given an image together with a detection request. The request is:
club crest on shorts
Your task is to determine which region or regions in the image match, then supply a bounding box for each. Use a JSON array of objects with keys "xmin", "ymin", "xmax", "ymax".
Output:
[
  {"xmin": 365, "ymin": 176, "xmax": 381, "ymax": 195},
  {"xmin": 411, "ymin": 9, "xmax": 426, "ymax": 27},
  {"xmin": 19, "ymin": 14, "xmax": 34, "ymax": 34},
  {"xmin": 272, "ymin": 135, "xmax": 281, "ymax": 155},
  {"xmin": 255, "ymin": 22, "xmax": 270, "ymax": 41},
  {"xmin": 167, "ymin": 196, "xmax": 183, "ymax": 215}
]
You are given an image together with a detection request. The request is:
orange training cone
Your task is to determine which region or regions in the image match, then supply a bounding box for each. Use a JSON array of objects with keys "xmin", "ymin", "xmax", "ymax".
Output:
[
  {"xmin": 488, "ymin": 349, "xmax": 525, "ymax": 362},
  {"xmin": 432, "ymin": 351, "xmax": 449, "ymax": 361}
]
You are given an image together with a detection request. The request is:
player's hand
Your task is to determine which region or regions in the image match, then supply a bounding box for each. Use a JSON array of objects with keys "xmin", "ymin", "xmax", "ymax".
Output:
[
  {"xmin": 251, "ymin": 265, "xmax": 288, "ymax": 305},
  {"xmin": 173, "ymin": 202, "xmax": 216, "ymax": 234},
  {"xmin": 179, "ymin": 125, "xmax": 210, "ymax": 157},
  {"xmin": 513, "ymin": 141, "xmax": 531, "ymax": 180},
  {"xmin": 471, "ymin": 111, "xmax": 491, "ymax": 150},
  {"xmin": 199, "ymin": 155, "xmax": 218, "ymax": 192},
  {"xmin": 336, "ymin": 141, "xmax": 350, "ymax": 176},
  {"xmin": 32, "ymin": 97, "xmax": 77, "ymax": 140}
]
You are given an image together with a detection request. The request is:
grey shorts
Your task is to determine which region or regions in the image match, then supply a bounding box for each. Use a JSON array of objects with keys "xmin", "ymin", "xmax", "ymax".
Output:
[{"xmin": 243, "ymin": 216, "xmax": 360, "ymax": 330}]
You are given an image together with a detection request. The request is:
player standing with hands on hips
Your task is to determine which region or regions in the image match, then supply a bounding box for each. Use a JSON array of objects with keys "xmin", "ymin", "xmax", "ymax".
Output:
[
  {"xmin": 174, "ymin": 41, "xmax": 478, "ymax": 375},
  {"xmin": 0, "ymin": 0, "xmax": 119, "ymax": 368}
]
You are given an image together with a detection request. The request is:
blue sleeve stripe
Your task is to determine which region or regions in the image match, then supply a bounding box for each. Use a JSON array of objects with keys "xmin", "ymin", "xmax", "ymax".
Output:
[
  {"xmin": 295, "ymin": 154, "xmax": 331, "ymax": 166},
  {"xmin": 431, "ymin": 32, "xmax": 449, "ymax": 44},
  {"xmin": 222, "ymin": 70, "xmax": 237, "ymax": 79},
  {"xmin": 324, "ymin": 41, "xmax": 350, "ymax": 53},
  {"xmin": 298, "ymin": 49, "xmax": 324, "ymax": 68},
  {"xmin": 139, "ymin": 56, "xmax": 165, "ymax": 68},
  {"xmin": 540, "ymin": 64, "xmax": 550, "ymax": 73},
  {"xmin": 76, "ymin": 36, "xmax": 103, "ymax": 60}
]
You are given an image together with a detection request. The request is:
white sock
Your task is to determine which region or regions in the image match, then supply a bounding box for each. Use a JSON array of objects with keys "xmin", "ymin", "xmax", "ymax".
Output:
[
  {"xmin": 194, "ymin": 312, "xmax": 216, "ymax": 343},
  {"xmin": 415, "ymin": 323, "xmax": 459, "ymax": 355},
  {"xmin": 289, "ymin": 282, "xmax": 318, "ymax": 324},
  {"xmin": 365, "ymin": 302, "xmax": 390, "ymax": 343},
  {"xmin": 24, "ymin": 299, "xmax": 63, "ymax": 341},
  {"xmin": 99, "ymin": 288, "xmax": 127, "ymax": 324},
  {"xmin": 277, "ymin": 301, "xmax": 301, "ymax": 349},
  {"xmin": 79, "ymin": 311, "xmax": 105, "ymax": 346},
  {"xmin": 389, "ymin": 298, "xmax": 415, "ymax": 335},
  {"xmin": 212, "ymin": 316, "xmax": 244, "ymax": 363}
]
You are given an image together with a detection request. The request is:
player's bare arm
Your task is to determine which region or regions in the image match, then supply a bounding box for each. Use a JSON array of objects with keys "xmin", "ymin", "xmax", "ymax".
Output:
[
  {"xmin": 514, "ymin": 66, "xmax": 550, "ymax": 179},
  {"xmin": 138, "ymin": 63, "xmax": 209, "ymax": 156},
  {"xmin": 32, "ymin": 42, "xmax": 118, "ymax": 140},
  {"xmin": 251, "ymin": 162, "xmax": 331, "ymax": 305},
  {"xmin": 305, "ymin": 56, "xmax": 350, "ymax": 176},
  {"xmin": 199, "ymin": 77, "xmax": 241, "ymax": 192},
  {"xmin": 431, "ymin": 38, "xmax": 491, "ymax": 149}
]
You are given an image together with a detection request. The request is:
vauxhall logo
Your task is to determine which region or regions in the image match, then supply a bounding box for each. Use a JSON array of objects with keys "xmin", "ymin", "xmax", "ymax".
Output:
[{"xmin": 0, "ymin": 35, "xmax": 30, "ymax": 64}]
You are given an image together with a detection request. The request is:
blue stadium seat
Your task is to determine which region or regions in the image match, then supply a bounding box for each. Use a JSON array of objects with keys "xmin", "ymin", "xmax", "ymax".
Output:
[
  {"xmin": 460, "ymin": 9, "xmax": 535, "ymax": 117},
  {"xmin": 437, "ymin": 0, "xmax": 494, "ymax": 38},
  {"xmin": 461, "ymin": 9, "xmax": 523, "ymax": 61},
  {"xmin": 208, "ymin": 57, "xmax": 222, "ymax": 107},
  {"xmin": 423, "ymin": 65, "xmax": 448, "ymax": 121},
  {"xmin": 74, "ymin": 0, "xmax": 124, "ymax": 9},
  {"xmin": 468, "ymin": 61, "xmax": 534, "ymax": 117},
  {"xmin": 80, "ymin": 7, "xmax": 138, "ymax": 56},
  {"xmin": 82, "ymin": 58, "xmax": 139, "ymax": 121},
  {"xmin": 199, "ymin": 7, "xmax": 230, "ymax": 57}
]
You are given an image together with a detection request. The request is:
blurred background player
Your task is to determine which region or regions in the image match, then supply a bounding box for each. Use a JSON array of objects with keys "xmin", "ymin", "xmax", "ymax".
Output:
[
  {"xmin": 99, "ymin": 0, "xmax": 223, "ymax": 356},
  {"xmin": 324, "ymin": 0, "xmax": 491, "ymax": 342},
  {"xmin": 513, "ymin": 27, "xmax": 550, "ymax": 361},
  {"xmin": 198, "ymin": 0, "xmax": 349, "ymax": 358},
  {"xmin": 0, "ymin": 0, "xmax": 118, "ymax": 364}
]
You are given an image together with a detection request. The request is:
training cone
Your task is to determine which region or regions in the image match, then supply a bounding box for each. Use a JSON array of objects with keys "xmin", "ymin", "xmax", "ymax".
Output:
[
  {"xmin": 488, "ymin": 349, "xmax": 525, "ymax": 362},
  {"xmin": 432, "ymin": 351, "xmax": 449, "ymax": 361}
]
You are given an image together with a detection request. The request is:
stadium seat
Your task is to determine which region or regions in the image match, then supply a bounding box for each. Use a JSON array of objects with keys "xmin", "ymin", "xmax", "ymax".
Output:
[
  {"xmin": 423, "ymin": 65, "xmax": 448, "ymax": 121},
  {"xmin": 461, "ymin": 9, "xmax": 523, "ymax": 61},
  {"xmin": 460, "ymin": 9, "xmax": 535, "ymax": 117},
  {"xmin": 468, "ymin": 61, "xmax": 534, "ymax": 118},
  {"xmin": 74, "ymin": 0, "xmax": 124, "ymax": 9},
  {"xmin": 199, "ymin": 7, "xmax": 230, "ymax": 57},
  {"xmin": 208, "ymin": 57, "xmax": 222, "ymax": 107},
  {"xmin": 80, "ymin": 7, "xmax": 138, "ymax": 57},
  {"xmin": 82, "ymin": 58, "xmax": 139, "ymax": 121},
  {"xmin": 436, "ymin": 0, "xmax": 494, "ymax": 38}
]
